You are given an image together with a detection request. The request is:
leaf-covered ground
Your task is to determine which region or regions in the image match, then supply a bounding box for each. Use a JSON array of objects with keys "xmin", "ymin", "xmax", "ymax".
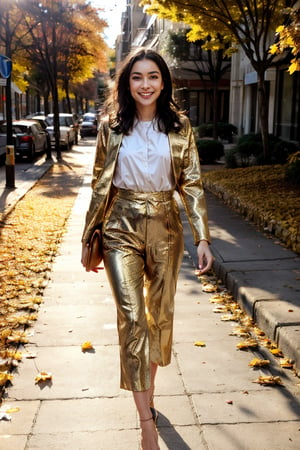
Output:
[
  {"xmin": 202, "ymin": 164, "xmax": 300, "ymax": 254},
  {"xmin": 0, "ymin": 161, "xmax": 84, "ymax": 395}
]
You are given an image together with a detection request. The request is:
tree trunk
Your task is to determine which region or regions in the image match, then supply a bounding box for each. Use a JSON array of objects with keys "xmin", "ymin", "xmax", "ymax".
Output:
[
  {"xmin": 44, "ymin": 88, "xmax": 50, "ymax": 116},
  {"xmin": 257, "ymin": 70, "xmax": 270, "ymax": 161},
  {"xmin": 36, "ymin": 92, "xmax": 41, "ymax": 114},
  {"xmin": 212, "ymin": 82, "xmax": 218, "ymax": 140},
  {"xmin": 5, "ymin": 13, "xmax": 13, "ymax": 146},
  {"xmin": 52, "ymin": 78, "xmax": 61, "ymax": 161},
  {"xmin": 64, "ymin": 78, "xmax": 71, "ymax": 113},
  {"xmin": 51, "ymin": 23, "xmax": 61, "ymax": 161}
]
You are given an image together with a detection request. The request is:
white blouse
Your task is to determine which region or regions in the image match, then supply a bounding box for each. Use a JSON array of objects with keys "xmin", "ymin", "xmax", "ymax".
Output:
[{"xmin": 113, "ymin": 120, "xmax": 175, "ymax": 192}]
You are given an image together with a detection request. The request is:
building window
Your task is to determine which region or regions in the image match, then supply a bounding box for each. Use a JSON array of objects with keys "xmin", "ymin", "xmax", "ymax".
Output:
[
  {"xmin": 275, "ymin": 69, "xmax": 300, "ymax": 142},
  {"xmin": 187, "ymin": 89, "xmax": 229, "ymax": 126}
]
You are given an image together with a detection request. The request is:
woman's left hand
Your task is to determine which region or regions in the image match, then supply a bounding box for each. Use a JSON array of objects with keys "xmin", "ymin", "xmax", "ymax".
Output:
[
  {"xmin": 195, "ymin": 240, "xmax": 214, "ymax": 275},
  {"xmin": 81, "ymin": 243, "xmax": 103, "ymax": 273}
]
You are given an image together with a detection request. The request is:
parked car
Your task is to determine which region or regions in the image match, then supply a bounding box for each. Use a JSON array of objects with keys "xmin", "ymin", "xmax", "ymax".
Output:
[
  {"xmin": 46, "ymin": 113, "xmax": 76, "ymax": 149},
  {"xmin": 32, "ymin": 115, "xmax": 51, "ymax": 152},
  {"xmin": 80, "ymin": 113, "xmax": 98, "ymax": 138},
  {"xmin": 0, "ymin": 120, "xmax": 48, "ymax": 161}
]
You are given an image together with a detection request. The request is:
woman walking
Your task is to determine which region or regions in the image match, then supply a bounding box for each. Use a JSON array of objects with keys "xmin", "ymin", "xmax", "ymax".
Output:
[{"xmin": 81, "ymin": 47, "xmax": 214, "ymax": 449}]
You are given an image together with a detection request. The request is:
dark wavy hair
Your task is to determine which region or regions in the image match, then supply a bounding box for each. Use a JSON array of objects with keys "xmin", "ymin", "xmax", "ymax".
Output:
[{"xmin": 109, "ymin": 47, "xmax": 182, "ymax": 135}]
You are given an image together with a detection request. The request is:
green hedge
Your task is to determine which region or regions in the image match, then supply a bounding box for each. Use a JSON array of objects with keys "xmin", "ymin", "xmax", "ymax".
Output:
[
  {"xmin": 225, "ymin": 133, "xmax": 299, "ymax": 167},
  {"xmin": 194, "ymin": 122, "xmax": 238, "ymax": 142},
  {"xmin": 196, "ymin": 139, "xmax": 224, "ymax": 164}
]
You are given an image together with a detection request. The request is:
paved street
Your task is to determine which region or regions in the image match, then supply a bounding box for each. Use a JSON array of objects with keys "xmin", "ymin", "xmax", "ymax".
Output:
[{"xmin": 0, "ymin": 140, "xmax": 299, "ymax": 449}]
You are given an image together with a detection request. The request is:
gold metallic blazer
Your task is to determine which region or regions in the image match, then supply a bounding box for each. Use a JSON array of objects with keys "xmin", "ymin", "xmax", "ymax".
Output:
[{"xmin": 81, "ymin": 115, "xmax": 210, "ymax": 246}]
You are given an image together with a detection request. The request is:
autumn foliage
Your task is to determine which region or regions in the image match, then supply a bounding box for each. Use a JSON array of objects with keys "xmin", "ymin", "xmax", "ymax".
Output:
[
  {"xmin": 270, "ymin": 4, "xmax": 300, "ymax": 74},
  {"xmin": 0, "ymin": 162, "xmax": 83, "ymax": 394},
  {"xmin": 203, "ymin": 165, "xmax": 300, "ymax": 254}
]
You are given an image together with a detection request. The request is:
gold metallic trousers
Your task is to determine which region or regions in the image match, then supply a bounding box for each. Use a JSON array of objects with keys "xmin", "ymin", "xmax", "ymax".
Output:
[{"xmin": 102, "ymin": 188, "xmax": 184, "ymax": 391}]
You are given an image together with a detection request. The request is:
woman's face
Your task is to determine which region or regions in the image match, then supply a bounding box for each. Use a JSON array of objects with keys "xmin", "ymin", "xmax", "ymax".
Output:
[{"xmin": 129, "ymin": 58, "xmax": 164, "ymax": 117}]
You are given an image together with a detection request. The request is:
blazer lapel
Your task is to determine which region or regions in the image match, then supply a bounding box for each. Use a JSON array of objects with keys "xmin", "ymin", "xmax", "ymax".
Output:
[
  {"xmin": 88, "ymin": 131, "xmax": 122, "ymax": 230},
  {"xmin": 100, "ymin": 131, "xmax": 122, "ymax": 188},
  {"xmin": 168, "ymin": 130, "xmax": 187, "ymax": 184}
]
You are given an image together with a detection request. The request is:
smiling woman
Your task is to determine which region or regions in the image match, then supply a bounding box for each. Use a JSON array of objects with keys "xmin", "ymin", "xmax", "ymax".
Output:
[
  {"xmin": 129, "ymin": 59, "xmax": 164, "ymax": 120},
  {"xmin": 81, "ymin": 47, "xmax": 214, "ymax": 450}
]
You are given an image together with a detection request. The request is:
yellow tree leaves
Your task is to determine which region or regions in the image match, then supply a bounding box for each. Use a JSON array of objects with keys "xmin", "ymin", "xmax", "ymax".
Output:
[
  {"xmin": 143, "ymin": 0, "xmax": 287, "ymax": 58},
  {"xmin": 269, "ymin": 6, "xmax": 300, "ymax": 74}
]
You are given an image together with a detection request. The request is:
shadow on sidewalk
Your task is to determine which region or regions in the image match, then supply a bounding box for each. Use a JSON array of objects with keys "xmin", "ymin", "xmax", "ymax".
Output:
[{"xmin": 157, "ymin": 411, "xmax": 191, "ymax": 450}]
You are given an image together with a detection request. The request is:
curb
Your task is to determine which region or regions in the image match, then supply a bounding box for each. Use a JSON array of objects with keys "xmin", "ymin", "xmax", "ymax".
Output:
[{"xmin": 213, "ymin": 258, "xmax": 300, "ymax": 375}]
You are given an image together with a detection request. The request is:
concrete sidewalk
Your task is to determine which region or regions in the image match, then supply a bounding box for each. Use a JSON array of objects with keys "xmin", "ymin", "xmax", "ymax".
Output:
[{"xmin": 0, "ymin": 143, "xmax": 300, "ymax": 449}]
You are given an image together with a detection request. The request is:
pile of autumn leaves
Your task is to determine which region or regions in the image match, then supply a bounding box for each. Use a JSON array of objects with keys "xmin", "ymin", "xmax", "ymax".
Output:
[
  {"xmin": 0, "ymin": 163, "xmax": 82, "ymax": 395},
  {"xmin": 203, "ymin": 164, "xmax": 300, "ymax": 254},
  {"xmin": 197, "ymin": 273, "xmax": 296, "ymax": 387}
]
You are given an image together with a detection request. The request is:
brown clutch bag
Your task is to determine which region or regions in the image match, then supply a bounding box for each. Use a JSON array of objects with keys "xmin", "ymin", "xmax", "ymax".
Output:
[{"xmin": 85, "ymin": 228, "xmax": 103, "ymax": 272}]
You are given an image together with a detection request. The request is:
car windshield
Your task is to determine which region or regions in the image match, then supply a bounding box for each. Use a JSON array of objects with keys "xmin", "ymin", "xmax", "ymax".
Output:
[
  {"xmin": 83, "ymin": 115, "xmax": 95, "ymax": 122},
  {"xmin": 12, "ymin": 125, "xmax": 29, "ymax": 134},
  {"xmin": 46, "ymin": 116, "xmax": 73, "ymax": 127},
  {"xmin": 60, "ymin": 116, "xmax": 73, "ymax": 126}
]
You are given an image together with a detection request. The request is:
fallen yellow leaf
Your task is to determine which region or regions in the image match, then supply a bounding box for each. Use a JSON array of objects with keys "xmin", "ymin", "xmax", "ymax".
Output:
[
  {"xmin": 229, "ymin": 327, "xmax": 250, "ymax": 338},
  {"xmin": 35, "ymin": 371, "xmax": 52, "ymax": 384},
  {"xmin": 253, "ymin": 327, "xmax": 265, "ymax": 337},
  {"xmin": 0, "ymin": 350, "xmax": 23, "ymax": 361},
  {"xmin": 196, "ymin": 274, "xmax": 210, "ymax": 283},
  {"xmin": 221, "ymin": 313, "xmax": 240, "ymax": 322},
  {"xmin": 0, "ymin": 372, "xmax": 13, "ymax": 386},
  {"xmin": 236, "ymin": 339, "xmax": 258, "ymax": 350},
  {"xmin": 253, "ymin": 375, "xmax": 283, "ymax": 386},
  {"xmin": 202, "ymin": 284, "xmax": 219, "ymax": 293},
  {"xmin": 209, "ymin": 292, "xmax": 233, "ymax": 303},
  {"xmin": 279, "ymin": 358, "xmax": 294, "ymax": 369},
  {"xmin": 270, "ymin": 348, "xmax": 284, "ymax": 357},
  {"xmin": 194, "ymin": 341, "xmax": 206, "ymax": 347},
  {"xmin": 240, "ymin": 316, "xmax": 254, "ymax": 327},
  {"xmin": 7, "ymin": 332, "xmax": 28, "ymax": 344},
  {"xmin": 5, "ymin": 407, "xmax": 20, "ymax": 414},
  {"xmin": 213, "ymin": 305, "xmax": 228, "ymax": 313},
  {"xmin": 81, "ymin": 341, "xmax": 94, "ymax": 351},
  {"xmin": 260, "ymin": 338, "xmax": 273, "ymax": 348},
  {"xmin": 248, "ymin": 358, "xmax": 270, "ymax": 367},
  {"xmin": 209, "ymin": 295, "xmax": 225, "ymax": 304}
]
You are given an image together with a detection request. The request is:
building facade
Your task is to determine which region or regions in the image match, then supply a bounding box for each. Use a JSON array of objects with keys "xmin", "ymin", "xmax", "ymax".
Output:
[
  {"xmin": 116, "ymin": 0, "xmax": 299, "ymax": 146},
  {"xmin": 229, "ymin": 48, "xmax": 300, "ymax": 144}
]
